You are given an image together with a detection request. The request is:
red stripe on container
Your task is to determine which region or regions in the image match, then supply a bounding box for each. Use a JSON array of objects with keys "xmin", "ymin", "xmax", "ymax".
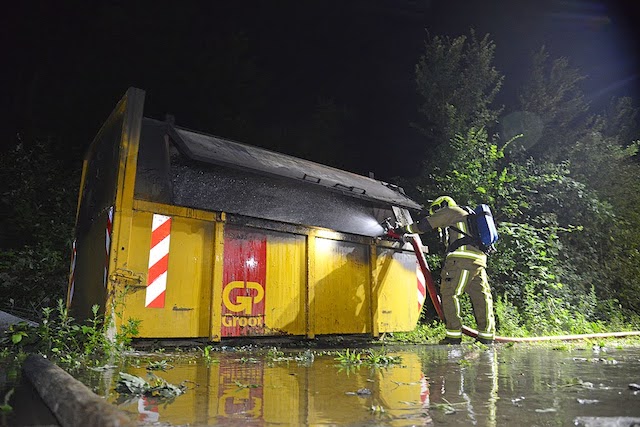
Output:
[
  {"xmin": 417, "ymin": 280, "xmax": 426, "ymax": 297},
  {"xmin": 221, "ymin": 229, "xmax": 267, "ymax": 337},
  {"xmin": 148, "ymin": 254, "xmax": 169, "ymax": 284},
  {"xmin": 150, "ymin": 219, "xmax": 171, "ymax": 247},
  {"xmin": 146, "ymin": 291, "xmax": 165, "ymax": 309}
]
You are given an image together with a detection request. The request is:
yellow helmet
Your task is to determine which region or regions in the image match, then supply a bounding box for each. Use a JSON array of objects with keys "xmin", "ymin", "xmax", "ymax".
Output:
[{"xmin": 429, "ymin": 195, "xmax": 457, "ymax": 215}]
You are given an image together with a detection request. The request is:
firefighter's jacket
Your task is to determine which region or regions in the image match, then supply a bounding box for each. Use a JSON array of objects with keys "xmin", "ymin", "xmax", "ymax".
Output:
[{"xmin": 425, "ymin": 206, "xmax": 487, "ymax": 268}]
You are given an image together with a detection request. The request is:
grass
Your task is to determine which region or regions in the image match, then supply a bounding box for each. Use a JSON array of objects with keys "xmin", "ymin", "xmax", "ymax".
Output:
[
  {"xmin": 334, "ymin": 347, "xmax": 402, "ymax": 367},
  {"xmin": 384, "ymin": 320, "xmax": 445, "ymax": 344}
]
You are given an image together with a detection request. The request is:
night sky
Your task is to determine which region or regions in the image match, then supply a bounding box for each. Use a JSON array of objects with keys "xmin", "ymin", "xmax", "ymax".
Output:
[{"xmin": 3, "ymin": 0, "xmax": 639, "ymax": 180}]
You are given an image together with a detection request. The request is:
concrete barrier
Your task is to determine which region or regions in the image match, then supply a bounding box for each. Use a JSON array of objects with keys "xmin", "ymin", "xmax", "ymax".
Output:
[
  {"xmin": 22, "ymin": 354, "xmax": 134, "ymax": 427},
  {"xmin": 0, "ymin": 310, "xmax": 37, "ymax": 333}
]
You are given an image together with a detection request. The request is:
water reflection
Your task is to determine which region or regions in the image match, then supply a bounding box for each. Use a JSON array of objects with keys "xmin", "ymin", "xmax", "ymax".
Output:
[
  {"xmin": 82, "ymin": 345, "xmax": 640, "ymax": 426},
  {"xmin": 418, "ymin": 345, "xmax": 640, "ymax": 426},
  {"xmin": 425, "ymin": 347, "xmax": 499, "ymax": 426},
  {"xmin": 105, "ymin": 349, "xmax": 430, "ymax": 426}
]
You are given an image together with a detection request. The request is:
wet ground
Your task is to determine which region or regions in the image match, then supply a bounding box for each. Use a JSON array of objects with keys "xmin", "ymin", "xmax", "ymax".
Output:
[{"xmin": 3, "ymin": 342, "xmax": 640, "ymax": 426}]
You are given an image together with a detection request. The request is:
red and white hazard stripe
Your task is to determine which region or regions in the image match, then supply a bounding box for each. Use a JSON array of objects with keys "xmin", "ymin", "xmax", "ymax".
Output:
[
  {"xmin": 420, "ymin": 373, "xmax": 430, "ymax": 407},
  {"xmin": 104, "ymin": 206, "xmax": 114, "ymax": 287},
  {"xmin": 416, "ymin": 263, "xmax": 427, "ymax": 311},
  {"xmin": 137, "ymin": 397, "xmax": 160, "ymax": 423},
  {"xmin": 66, "ymin": 239, "xmax": 77, "ymax": 307},
  {"xmin": 146, "ymin": 214, "xmax": 172, "ymax": 308}
]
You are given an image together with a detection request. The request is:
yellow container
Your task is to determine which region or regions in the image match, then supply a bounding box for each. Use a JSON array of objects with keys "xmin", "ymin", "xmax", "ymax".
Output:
[{"xmin": 68, "ymin": 88, "xmax": 427, "ymax": 341}]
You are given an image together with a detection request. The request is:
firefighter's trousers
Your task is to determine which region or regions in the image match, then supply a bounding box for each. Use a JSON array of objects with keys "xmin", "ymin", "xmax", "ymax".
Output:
[{"xmin": 440, "ymin": 255, "xmax": 495, "ymax": 340}]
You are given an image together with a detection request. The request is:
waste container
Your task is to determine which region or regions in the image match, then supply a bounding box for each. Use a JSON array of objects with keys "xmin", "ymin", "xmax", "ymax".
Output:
[{"xmin": 67, "ymin": 88, "xmax": 428, "ymax": 341}]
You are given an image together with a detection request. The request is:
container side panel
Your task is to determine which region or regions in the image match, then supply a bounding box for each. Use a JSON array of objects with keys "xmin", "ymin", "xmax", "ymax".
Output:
[
  {"xmin": 76, "ymin": 117, "xmax": 123, "ymax": 238},
  {"xmin": 134, "ymin": 119, "xmax": 173, "ymax": 203},
  {"xmin": 222, "ymin": 228, "xmax": 267, "ymax": 337},
  {"xmin": 71, "ymin": 211, "xmax": 111, "ymax": 320},
  {"xmin": 375, "ymin": 248, "xmax": 419, "ymax": 332},
  {"xmin": 264, "ymin": 233, "xmax": 306, "ymax": 336},
  {"xmin": 313, "ymin": 238, "xmax": 370, "ymax": 334},
  {"xmin": 122, "ymin": 210, "xmax": 213, "ymax": 338},
  {"xmin": 71, "ymin": 114, "xmax": 124, "ymax": 319}
]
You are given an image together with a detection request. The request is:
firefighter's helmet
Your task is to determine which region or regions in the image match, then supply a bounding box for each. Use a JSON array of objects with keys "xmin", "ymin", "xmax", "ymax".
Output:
[{"xmin": 429, "ymin": 195, "xmax": 457, "ymax": 215}]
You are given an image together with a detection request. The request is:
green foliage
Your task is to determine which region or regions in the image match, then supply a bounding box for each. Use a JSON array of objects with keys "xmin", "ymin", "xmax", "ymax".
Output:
[
  {"xmin": 517, "ymin": 46, "xmax": 593, "ymax": 161},
  {"xmin": 361, "ymin": 348, "xmax": 402, "ymax": 366},
  {"xmin": 115, "ymin": 317, "xmax": 141, "ymax": 350},
  {"xmin": 234, "ymin": 380, "xmax": 260, "ymax": 389},
  {"xmin": 334, "ymin": 348, "xmax": 362, "ymax": 365},
  {"xmin": 510, "ymin": 58, "xmax": 640, "ymax": 317},
  {"xmin": 385, "ymin": 320, "xmax": 445, "ymax": 344},
  {"xmin": 146, "ymin": 360, "xmax": 174, "ymax": 371},
  {"xmin": 490, "ymin": 221, "xmax": 560, "ymax": 300},
  {"xmin": 564, "ymin": 129, "xmax": 640, "ymax": 312},
  {"xmin": 1, "ymin": 300, "xmax": 139, "ymax": 366},
  {"xmin": 10, "ymin": 330, "xmax": 27, "ymax": 345},
  {"xmin": 410, "ymin": 32, "xmax": 640, "ymax": 336},
  {"xmin": 334, "ymin": 348, "xmax": 401, "ymax": 367},
  {"xmin": 0, "ymin": 243, "xmax": 70, "ymax": 318},
  {"xmin": 494, "ymin": 294, "xmax": 526, "ymax": 337},
  {"xmin": 266, "ymin": 347, "xmax": 285, "ymax": 362},
  {"xmin": 0, "ymin": 140, "xmax": 78, "ymax": 315},
  {"xmin": 414, "ymin": 29, "xmax": 504, "ymax": 147},
  {"xmin": 599, "ymin": 96, "xmax": 639, "ymax": 144},
  {"xmin": 457, "ymin": 294, "xmax": 477, "ymax": 330},
  {"xmin": 439, "ymin": 128, "xmax": 509, "ymax": 200},
  {"xmin": 202, "ymin": 345, "xmax": 220, "ymax": 365},
  {"xmin": 0, "ymin": 389, "xmax": 13, "ymax": 413}
]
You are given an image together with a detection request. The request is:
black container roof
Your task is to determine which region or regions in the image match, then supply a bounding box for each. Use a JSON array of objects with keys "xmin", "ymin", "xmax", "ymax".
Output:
[{"xmin": 157, "ymin": 119, "xmax": 421, "ymax": 211}]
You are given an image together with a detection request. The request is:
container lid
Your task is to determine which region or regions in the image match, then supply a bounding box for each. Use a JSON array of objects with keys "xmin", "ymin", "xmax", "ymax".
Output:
[{"xmin": 158, "ymin": 119, "xmax": 421, "ymax": 210}]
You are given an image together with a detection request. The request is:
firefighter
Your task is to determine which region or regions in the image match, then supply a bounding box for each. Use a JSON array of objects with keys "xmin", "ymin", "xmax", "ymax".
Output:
[{"xmin": 389, "ymin": 195, "xmax": 495, "ymax": 345}]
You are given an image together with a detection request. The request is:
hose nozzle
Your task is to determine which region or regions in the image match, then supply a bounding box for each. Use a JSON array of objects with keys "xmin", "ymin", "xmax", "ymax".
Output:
[
  {"xmin": 381, "ymin": 217, "xmax": 394, "ymax": 232},
  {"xmin": 381, "ymin": 217, "xmax": 403, "ymax": 240}
]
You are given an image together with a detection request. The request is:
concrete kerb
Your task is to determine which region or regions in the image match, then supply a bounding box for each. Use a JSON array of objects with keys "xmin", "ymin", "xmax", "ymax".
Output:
[
  {"xmin": 0, "ymin": 310, "xmax": 37, "ymax": 333},
  {"xmin": 22, "ymin": 354, "xmax": 134, "ymax": 427}
]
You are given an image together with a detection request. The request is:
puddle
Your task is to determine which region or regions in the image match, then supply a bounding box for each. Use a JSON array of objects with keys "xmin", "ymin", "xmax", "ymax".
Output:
[
  {"xmin": 77, "ymin": 344, "xmax": 640, "ymax": 426},
  {"xmin": 3, "ymin": 344, "xmax": 640, "ymax": 426}
]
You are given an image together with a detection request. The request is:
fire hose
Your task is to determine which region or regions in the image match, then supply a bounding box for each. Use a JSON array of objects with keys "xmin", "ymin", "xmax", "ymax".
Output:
[{"xmin": 405, "ymin": 234, "xmax": 640, "ymax": 343}]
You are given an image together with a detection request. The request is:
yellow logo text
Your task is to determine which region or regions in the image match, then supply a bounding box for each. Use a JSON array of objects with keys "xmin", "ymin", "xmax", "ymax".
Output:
[{"xmin": 222, "ymin": 281, "xmax": 264, "ymax": 315}]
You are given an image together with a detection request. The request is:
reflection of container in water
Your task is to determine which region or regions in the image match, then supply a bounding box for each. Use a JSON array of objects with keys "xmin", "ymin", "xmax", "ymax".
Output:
[
  {"xmin": 121, "ymin": 350, "xmax": 429, "ymax": 425},
  {"xmin": 137, "ymin": 397, "xmax": 160, "ymax": 423}
]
